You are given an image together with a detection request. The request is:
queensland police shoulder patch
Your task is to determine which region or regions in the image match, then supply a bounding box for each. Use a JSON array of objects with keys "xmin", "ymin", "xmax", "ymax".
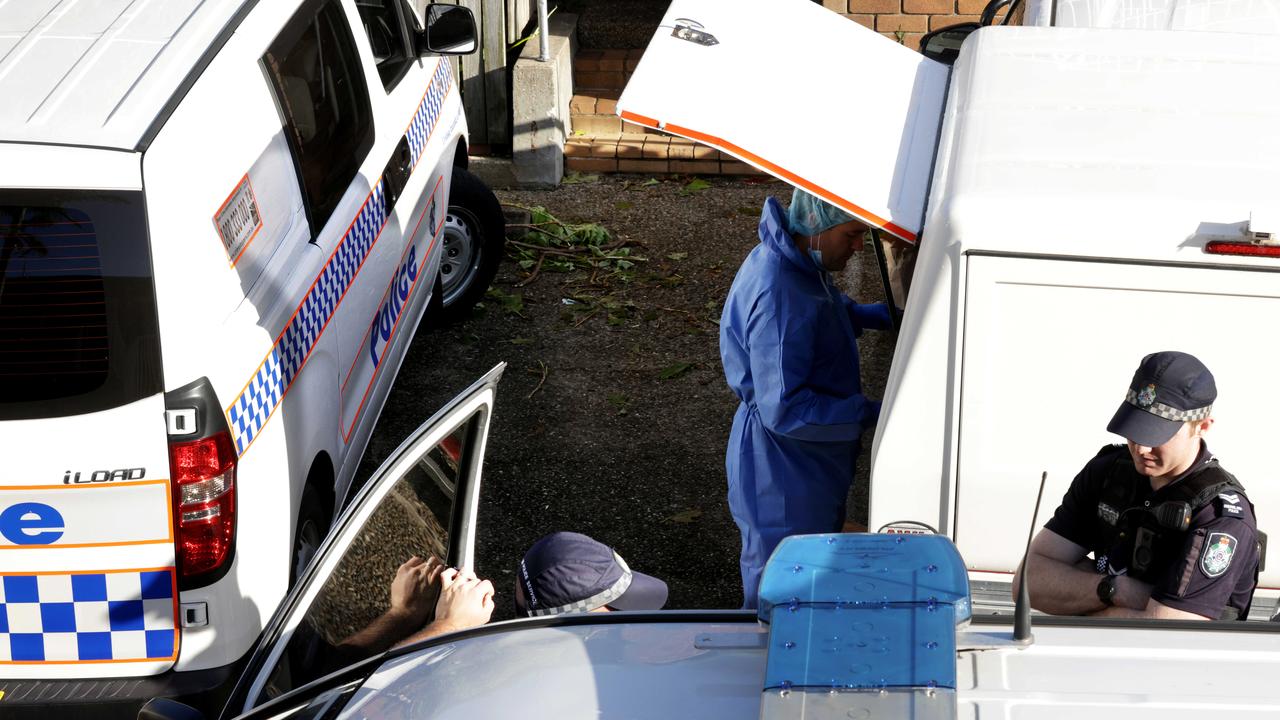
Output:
[{"xmin": 1200, "ymin": 532, "xmax": 1237, "ymax": 578}]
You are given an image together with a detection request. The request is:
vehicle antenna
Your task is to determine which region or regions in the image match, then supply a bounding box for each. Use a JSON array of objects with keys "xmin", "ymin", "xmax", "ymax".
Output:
[{"xmin": 1014, "ymin": 470, "xmax": 1048, "ymax": 645}]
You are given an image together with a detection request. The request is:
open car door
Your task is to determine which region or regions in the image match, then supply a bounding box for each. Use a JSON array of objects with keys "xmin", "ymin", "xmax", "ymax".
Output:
[
  {"xmin": 211, "ymin": 365, "xmax": 504, "ymax": 718},
  {"xmin": 616, "ymin": 0, "xmax": 949, "ymax": 244}
]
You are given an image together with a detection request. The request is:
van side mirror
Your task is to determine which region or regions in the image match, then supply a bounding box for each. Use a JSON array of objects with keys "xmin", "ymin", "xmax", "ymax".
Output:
[
  {"xmin": 420, "ymin": 5, "xmax": 477, "ymax": 56},
  {"xmin": 137, "ymin": 697, "xmax": 206, "ymax": 720},
  {"xmin": 919, "ymin": 22, "xmax": 979, "ymax": 66}
]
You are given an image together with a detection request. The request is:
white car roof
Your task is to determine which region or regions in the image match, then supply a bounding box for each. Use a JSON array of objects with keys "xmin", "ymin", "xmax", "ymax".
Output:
[
  {"xmin": 0, "ymin": 0, "xmax": 254, "ymax": 151},
  {"xmin": 936, "ymin": 26, "xmax": 1280, "ymax": 263},
  {"xmin": 1024, "ymin": 0, "xmax": 1280, "ymax": 33},
  {"xmin": 333, "ymin": 616, "xmax": 1280, "ymax": 719}
]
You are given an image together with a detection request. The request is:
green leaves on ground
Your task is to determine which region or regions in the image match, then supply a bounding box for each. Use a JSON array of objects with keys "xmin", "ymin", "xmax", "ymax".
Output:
[
  {"xmin": 659, "ymin": 361, "xmax": 694, "ymax": 380},
  {"xmin": 507, "ymin": 205, "xmax": 646, "ymax": 284},
  {"xmin": 485, "ymin": 288, "xmax": 525, "ymax": 316},
  {"xmin": 558, "ymin": 292, "xmax": 638, "ymax": 329},
  {"xmin": 665, "ymin": 508, "xmax": 703, "ymax": 524},
  {"xmin": 680, "ymin": 178, "xmax": 711, "ymax": 195},
  {"xmin": 666, "ymin": 252, "xmax": 688, "ymax": 261},
  {"xmin": 607, "ymin": 393, "xmax": 630, "ymax": 415}
]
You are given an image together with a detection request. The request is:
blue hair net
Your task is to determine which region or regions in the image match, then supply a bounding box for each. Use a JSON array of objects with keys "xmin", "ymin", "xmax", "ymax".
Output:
[{"xmin": 787, "ymin": 189, "xmax": 857, "ymax": 237}]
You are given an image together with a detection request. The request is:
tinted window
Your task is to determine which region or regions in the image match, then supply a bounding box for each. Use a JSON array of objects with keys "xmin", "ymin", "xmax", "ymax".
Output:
[
  {"xmin": 0, "ymin": 191, "xmax": 161, "ymax": 421},
  {"xmin": 264, "ymin": 0, "xmax": 374, "ymax": 238},
  {"xmin": 258, "ymin": 413, "xmax": 474, "ymax": 700},
  {"xmin": 355, "ymin": 0, "xmax": 414, "ymax": 89}
]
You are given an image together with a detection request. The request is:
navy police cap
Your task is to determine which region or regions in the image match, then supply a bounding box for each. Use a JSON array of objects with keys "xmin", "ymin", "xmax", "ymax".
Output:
[
  {"xmin": 514, "ymin": 532, "xmax": 668, "ymax": 617},
  {"xmin": 1107, "ymin": 350, "xmax": 1216, "ymax": 448}
]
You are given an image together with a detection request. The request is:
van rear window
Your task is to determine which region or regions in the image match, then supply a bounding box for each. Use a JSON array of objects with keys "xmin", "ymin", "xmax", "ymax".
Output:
[{"xmin": 0, "ymin": 191, "xmax": 162, "ymax": 421}]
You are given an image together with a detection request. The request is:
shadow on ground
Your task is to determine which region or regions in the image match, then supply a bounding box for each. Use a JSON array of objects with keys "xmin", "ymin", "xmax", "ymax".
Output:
[{"xmin": 356, "ymin": 174, "xmax": 895, "ymax": 619}]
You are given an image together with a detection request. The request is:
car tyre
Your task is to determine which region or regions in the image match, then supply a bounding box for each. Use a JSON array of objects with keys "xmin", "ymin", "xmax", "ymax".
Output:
[
  {"xmin": 435, "ymin": 167, "xmax": 504, "ymax": 323},
  {"xmin": 291, "ymin": 485, "xmax": 328, "ymax": 586}
]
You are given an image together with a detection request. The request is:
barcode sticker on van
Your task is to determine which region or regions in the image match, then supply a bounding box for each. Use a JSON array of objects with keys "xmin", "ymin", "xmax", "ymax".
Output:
[{"xmin": 214, "ymin": 174, "xmax": 262, "ymax": 266}]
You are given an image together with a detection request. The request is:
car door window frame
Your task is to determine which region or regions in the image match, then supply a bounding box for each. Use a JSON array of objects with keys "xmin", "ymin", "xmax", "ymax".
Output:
[
  {"xmin": 262, "ymin": 0, "xmax": 376, "ymax": 241},
  {"xmin": 354, "ymin": 0, "xmax": 417, "ymax": 91},
  {"xmin": 227, "ymin": 365, "xmax": 503, "ymax": 715}
]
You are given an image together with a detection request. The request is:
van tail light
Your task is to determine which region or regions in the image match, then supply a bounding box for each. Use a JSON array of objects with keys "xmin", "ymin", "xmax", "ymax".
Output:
[
  {"xmin": 1204, "ymin": 240, "xmax": 1280, "ymax": 257},
  {"xmin": 168, "ymin": 431, "xmax": 237, "ymax": 583}
]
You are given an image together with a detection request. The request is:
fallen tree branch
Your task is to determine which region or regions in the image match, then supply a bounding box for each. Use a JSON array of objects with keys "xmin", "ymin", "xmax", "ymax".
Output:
[
  {"xmin": 526, "ymin": 360, "xmax": 548, "ymax": 400},
  {"xmin": 572, "ymin": 308, "xmax": 600, "ymax": 327},
  {"xmin": 515, "ymin": 253, "xmax": 544, "ymax": 287}
]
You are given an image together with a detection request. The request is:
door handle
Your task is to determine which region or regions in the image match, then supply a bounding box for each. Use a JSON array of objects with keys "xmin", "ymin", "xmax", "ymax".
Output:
[{"xmin": 382, "ymin": 137, "xmax": 413, "ymax": 211}]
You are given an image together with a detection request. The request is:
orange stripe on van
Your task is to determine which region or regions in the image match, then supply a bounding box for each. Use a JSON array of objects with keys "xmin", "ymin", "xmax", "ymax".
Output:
[
  {"xmin": 0, "ymin": 479, "xmax": 174, "ymax": 547},
  {"xmin": 619, "ymin": 111, "xmax": 918, "ymax": 244},
  {"xmin": 0, "ymin": 566, "xmax": 175, "ymax": 577},
  {"xmin": 1, "ymin": 478, "xmax": 169, "ymax": 492}
]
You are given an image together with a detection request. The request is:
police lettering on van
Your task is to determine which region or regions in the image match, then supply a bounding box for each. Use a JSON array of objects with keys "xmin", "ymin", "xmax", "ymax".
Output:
[
  {"xmin": 368, "ymin": 188, "xmax": 442, "ymax": 369},
  {"xmin": 0, "ymin": 502, "xmax": 64, "ymax": 545},
  {"xmin": 370, "ymin": 246, "xmax": 419, "ymax": 368}
]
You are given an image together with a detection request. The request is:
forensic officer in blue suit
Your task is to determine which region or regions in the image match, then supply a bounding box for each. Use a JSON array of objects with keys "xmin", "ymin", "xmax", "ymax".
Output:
[{"xmin": 720, "ymin": 189, "xmax": 893, "ymax": 608}]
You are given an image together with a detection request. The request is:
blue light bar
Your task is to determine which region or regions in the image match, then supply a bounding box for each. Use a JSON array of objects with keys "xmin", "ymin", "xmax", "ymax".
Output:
[{"xmin": 757, "ymin": 533, "xmax": 970, "ymax": 694}]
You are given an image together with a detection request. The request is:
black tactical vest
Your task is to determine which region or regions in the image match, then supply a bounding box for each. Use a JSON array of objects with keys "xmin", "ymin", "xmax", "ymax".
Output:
[{"xmin": 1095, "ymin": 450, "xmax": 1249, "ymax": 583}]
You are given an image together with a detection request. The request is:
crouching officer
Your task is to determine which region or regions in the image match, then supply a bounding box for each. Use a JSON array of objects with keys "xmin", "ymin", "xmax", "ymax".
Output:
[{"xmin": 1018, "ymin": 351, "xmax": 1261, "ymax": 620}]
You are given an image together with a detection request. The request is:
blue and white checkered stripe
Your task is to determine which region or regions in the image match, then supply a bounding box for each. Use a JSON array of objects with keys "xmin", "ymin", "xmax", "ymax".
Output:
[
  {"xmin": 406, "ymin": 60, "xmax": 453, "ymax": 168},
  {"xmin": 227, "ymin": 59, "xmax": 454, "ymax": 457},
  {"xmin": 228, "ymin": 348, "xmax": 284, "ymax": 456},
  {"xmin": 0, "ymin": 570, "xmax": 176, "ymax": 663},
  {"xmin": 229, "ymin": 182, "xmax": 388, "ymax": 455}
]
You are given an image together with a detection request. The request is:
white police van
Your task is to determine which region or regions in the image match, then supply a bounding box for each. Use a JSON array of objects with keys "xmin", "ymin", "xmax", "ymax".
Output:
[{"xmin": 0, "ymin": 0, "xmax": 502, "ymax": 707}]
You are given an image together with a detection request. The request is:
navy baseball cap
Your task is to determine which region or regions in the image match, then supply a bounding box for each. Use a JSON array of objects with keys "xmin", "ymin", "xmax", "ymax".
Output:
[
  {"xmin": 514, "ymin": 532, "xmax": 668, "ymax": 616},
  {"xmin": 1107, "ymin": 351, "xmax": 1216, "ymax": 447}
]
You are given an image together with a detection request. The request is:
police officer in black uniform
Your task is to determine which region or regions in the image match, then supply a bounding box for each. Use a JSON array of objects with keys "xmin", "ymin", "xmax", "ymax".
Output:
[{"xmin": 1019, "ymin": 351, "xmax": 1260, "ymax": 620}]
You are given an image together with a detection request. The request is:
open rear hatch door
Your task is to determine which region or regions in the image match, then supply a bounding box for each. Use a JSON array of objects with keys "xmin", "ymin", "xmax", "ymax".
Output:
[{"xmin": 617, "ymin": 0, "xmax": 949, "ymax": 244}]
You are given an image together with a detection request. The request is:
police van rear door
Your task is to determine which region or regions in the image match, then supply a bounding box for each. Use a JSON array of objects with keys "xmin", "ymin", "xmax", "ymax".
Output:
[
  {"xmin": 616, "ymin": 0, "xmax": 949, "ymax": 245},
  {"xmin": 0, "ymin": 157, "xmax": 179, "ymax": 678}
]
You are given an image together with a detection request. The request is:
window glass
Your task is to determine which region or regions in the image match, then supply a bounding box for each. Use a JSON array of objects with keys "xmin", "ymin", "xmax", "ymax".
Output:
[
  {"xmin": 264, "ymin": 0, "xmax": 375, "ymax": 238},
  {"xmin": 355, "ymin": 0, "xmax": 413, "ymax": 89},
  {"xmin": 258, "ymin": 413, "xmax": 475, "ymax": 701},
  {"xmin": 0, "ymin": 191, "xmax": 161, "ymax": 421}
]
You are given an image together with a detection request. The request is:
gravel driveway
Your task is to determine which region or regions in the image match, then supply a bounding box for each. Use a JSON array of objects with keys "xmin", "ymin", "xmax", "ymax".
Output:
[{"xmin": 356, "ymin": 174, "xmax": 897, "ymax": 619}]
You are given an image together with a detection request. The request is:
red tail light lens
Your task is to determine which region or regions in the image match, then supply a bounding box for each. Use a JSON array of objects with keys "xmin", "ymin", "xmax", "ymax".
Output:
[
  {"xmin": 168, "ymin": 431, "xmax": 237, "ymax": 580},
  {"xmin": 1204, "ymin": 240, "xmax": 1280, "ymax": 257}
]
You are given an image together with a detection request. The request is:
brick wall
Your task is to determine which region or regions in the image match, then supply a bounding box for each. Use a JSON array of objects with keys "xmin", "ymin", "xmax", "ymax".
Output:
[
  {"xmin": 821, "ymin": 0, "xmax": 986, "ymax": 50},
  {"xmin": 563, "ymin": 1, "xmax": 997, "ymax": 176}
]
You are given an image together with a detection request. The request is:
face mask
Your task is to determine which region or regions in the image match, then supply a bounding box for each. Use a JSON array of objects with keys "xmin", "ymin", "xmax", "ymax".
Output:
[{"xmin": 808, "ymin": 247, "xmax": 824, "ymax": 269}]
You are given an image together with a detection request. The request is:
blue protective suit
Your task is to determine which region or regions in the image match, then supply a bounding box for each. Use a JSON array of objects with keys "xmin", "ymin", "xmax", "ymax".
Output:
[{"xmin": 720, "ymin": 197, "xmax": 892, "ymax": 608}]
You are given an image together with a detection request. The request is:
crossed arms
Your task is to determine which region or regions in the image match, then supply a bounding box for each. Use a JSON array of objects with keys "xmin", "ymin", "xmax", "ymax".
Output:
[{"xmin": 1013, "ymin": 529, "xmax": 1207, "ymax": 620}]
